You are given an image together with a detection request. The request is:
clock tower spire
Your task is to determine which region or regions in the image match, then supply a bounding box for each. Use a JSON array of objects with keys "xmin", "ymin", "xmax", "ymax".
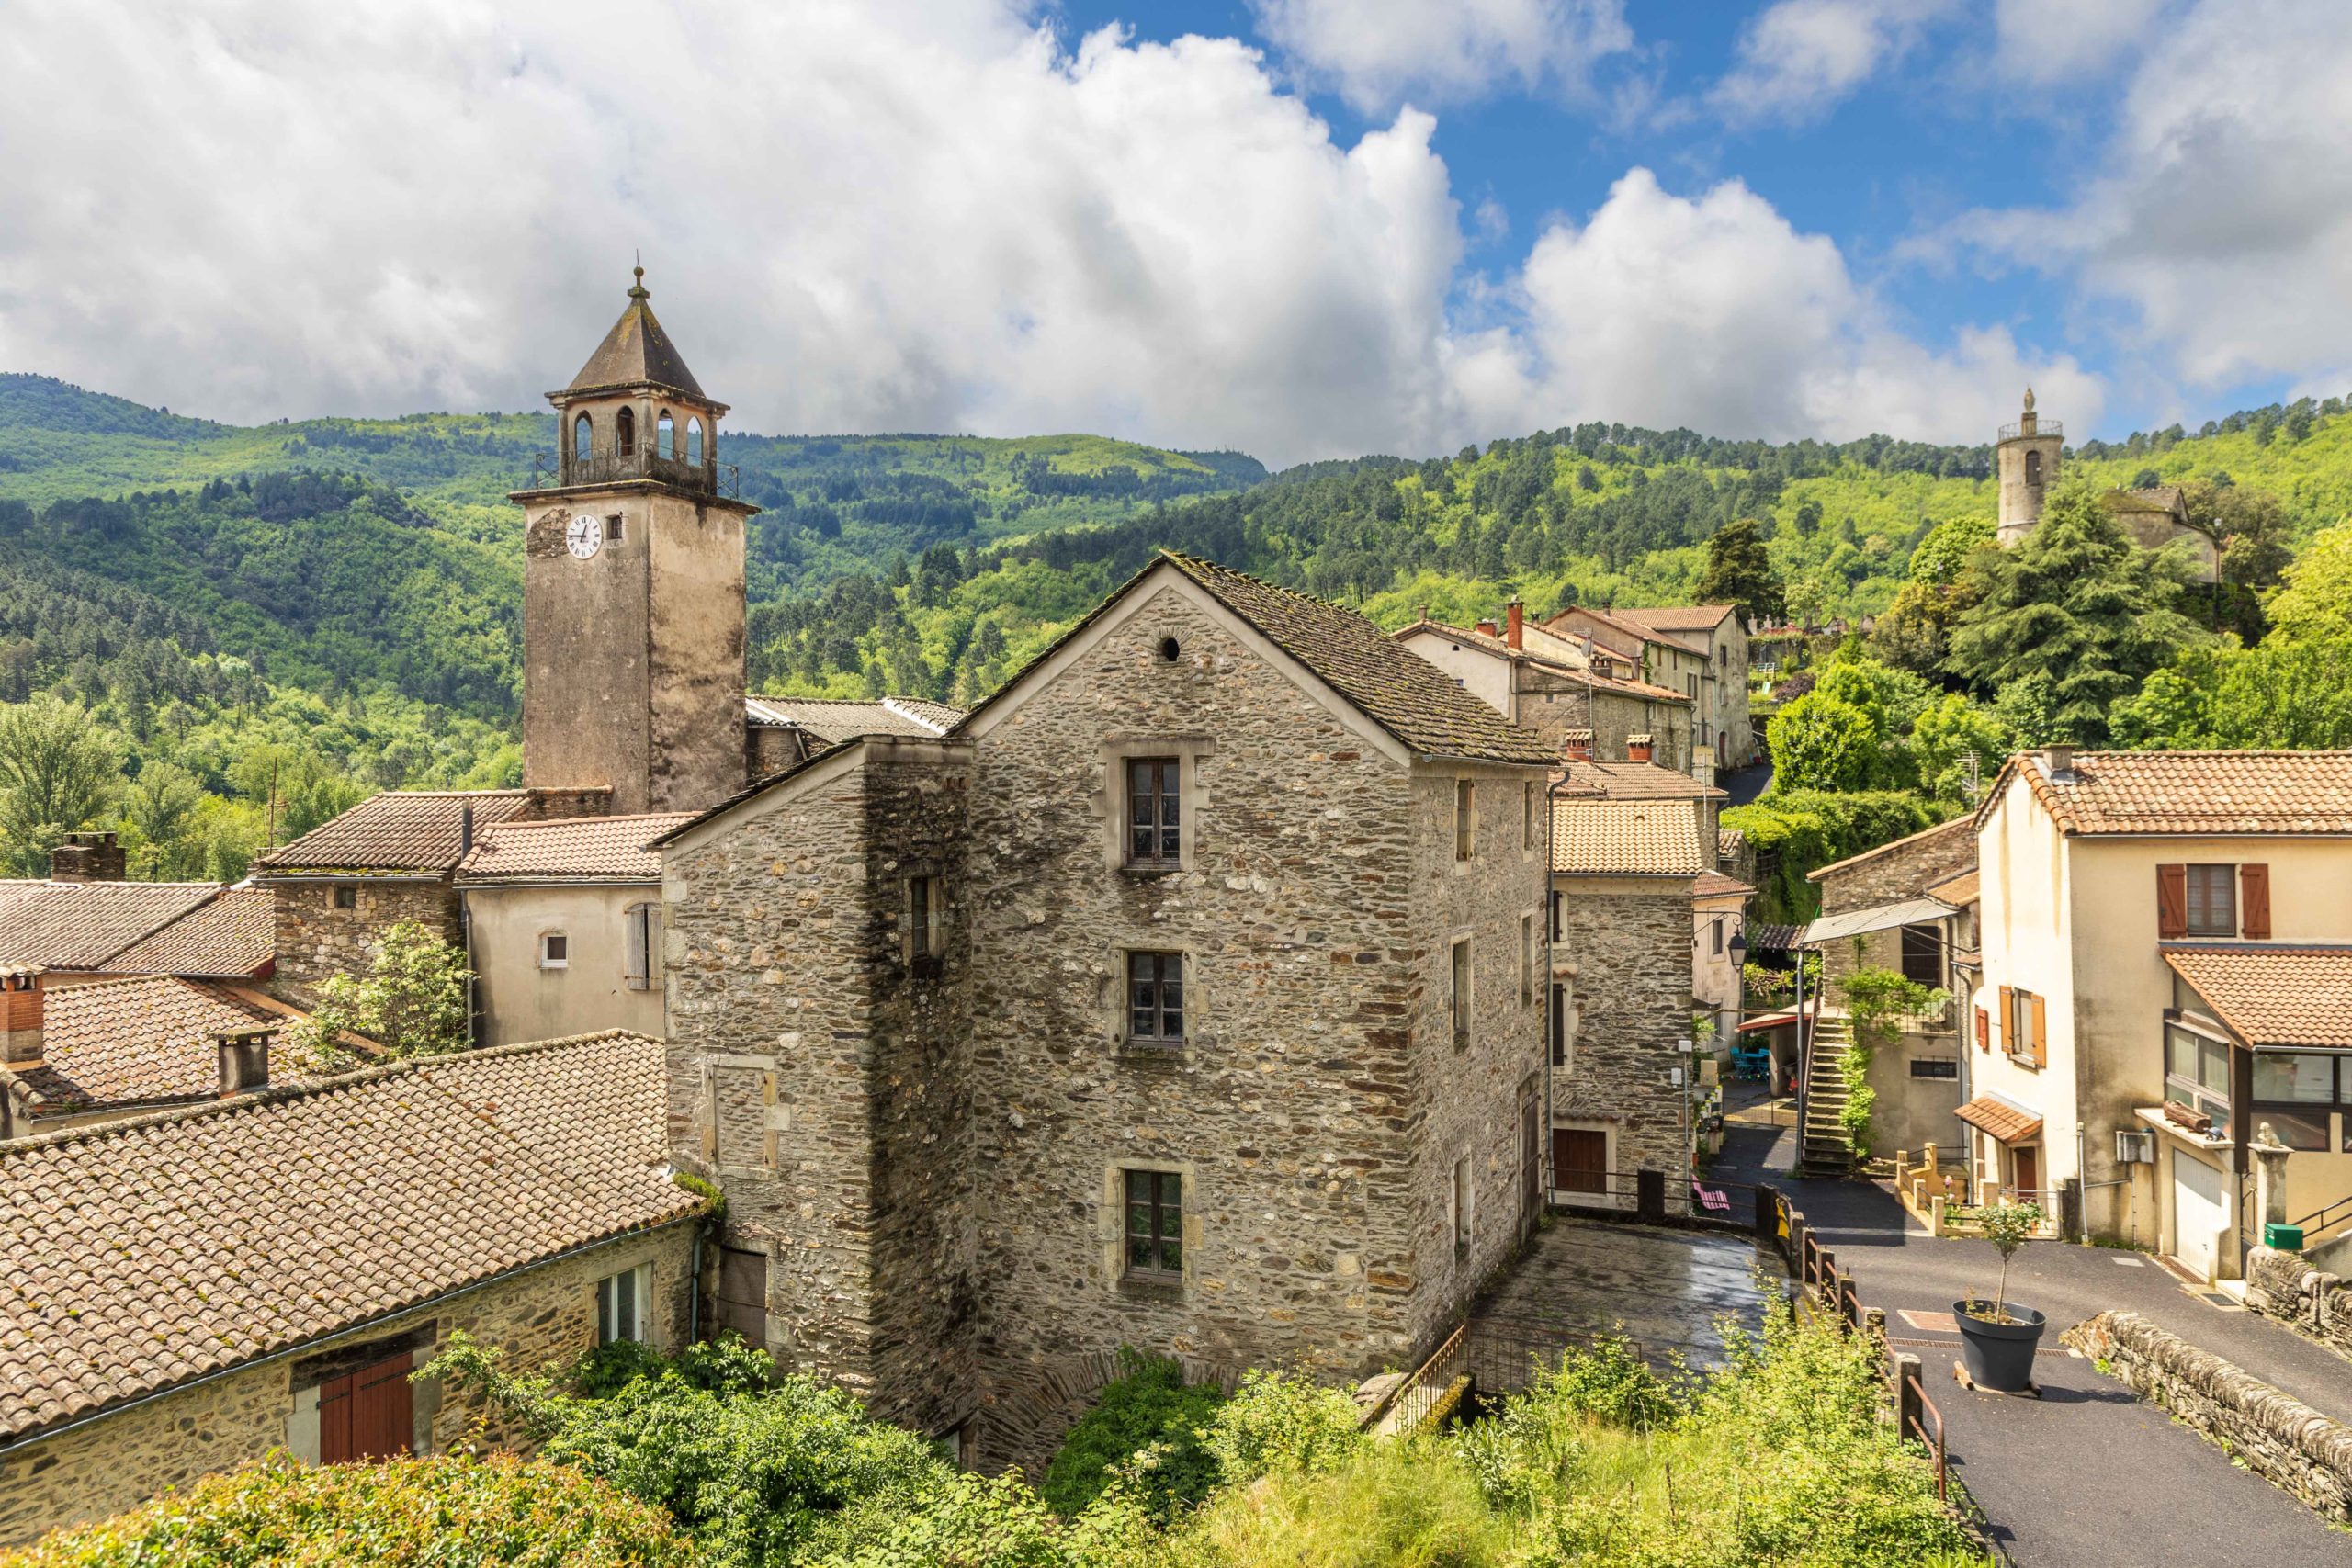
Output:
[{"xmin": 513, "ymin": 268, "xmax": 757, "ymax": 815}]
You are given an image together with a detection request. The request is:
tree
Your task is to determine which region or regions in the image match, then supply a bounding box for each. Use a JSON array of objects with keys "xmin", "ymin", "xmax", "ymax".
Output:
[
  {"xmin": 1869, "ymin": 515, "xmax": 1993, "ymax": 675},
  {"xmin": 1945, "ymin": 480, "xmax": 2201, "ymax": 744},
  {"xmin": 1692, "ymin": 515, "xmax": 1784, "ymax": 623},
  {"xmin": 1766, "ymin": 694, "xmax": 1879, "ymax": 793},
  {"xmin": 2266, "ymin": 515, "xmax": 2352, "ymax": 640},
  {"xmin": 293, "ymin": 919, "xmax": 472, "ymax": 1060},
  {"xmin": 119, "ymin": 761, "xmax": 205, "ymax": 879},
  {"xmin": 0, "ymin": 695, "xmax": 119, "ymax": 875}
]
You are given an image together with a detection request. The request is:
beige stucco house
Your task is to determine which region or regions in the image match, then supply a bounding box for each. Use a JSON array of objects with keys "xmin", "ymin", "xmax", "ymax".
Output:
[
  {"xmin": 1971, "ymin": 747, "xmax": 2352, "ymax": 1280},
  {"xmin": 1394, "ymin": 607, "xmax": 1696, "ymax": 775},
  {"xmin": 456, "ymin": 813, "xmax": 692, "ymax": 1046}
]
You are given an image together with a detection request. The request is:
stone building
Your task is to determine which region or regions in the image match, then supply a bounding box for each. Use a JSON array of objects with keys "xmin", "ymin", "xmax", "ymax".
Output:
[
  {"xmin": 1547, "ymin": 778, "xmax": 1708, "ymax": 1211},
  {"xmin": 1393, "ymin": 609, "xmax": 1695, "ymax": 775},
  {"xmin": 1995, "ymin": 389, "xmax": 2218, "ymax": 580},
  {"xmin": 1604, "ymin": 605, "xmax": 1755, "ymax": 772},
  {"xmin": 0, "ymin": 1032, "xmax": 698, "ymax": 1547},
  {"xmin": 744, "ymin": 695, "xmax": 965, "ymax": 776},
  {"xmin": 1540, "ymin": 604, "xmax": 1714, "ymax": 772},
  {"xmin": 656, "ymin": 551, "xmax": 1556, "ymax": 1463}
]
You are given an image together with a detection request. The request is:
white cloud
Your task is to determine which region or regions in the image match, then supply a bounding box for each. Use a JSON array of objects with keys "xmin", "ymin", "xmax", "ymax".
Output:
[
  {"xmin": 1463, "ymin": 169, "xmax": 2103, "ymax": 445},
  {"xmin": 1246, "ymin": 0, "xmax": 1634, "ymax": 113},
  {"xmin": 1991, "ymin": 0, "xmax": 2166, "ymax": 85},
  {"xmin": 1962, "ymin": 1, "xmax": 2352, "ymax": 400},
  {"xmin": 0, "ymin": 0, "xmax": 2095, "ymax": 466},
  {"xmin": 1710, "ymin": 0, "xmax": 1950, "ymax": 127}
]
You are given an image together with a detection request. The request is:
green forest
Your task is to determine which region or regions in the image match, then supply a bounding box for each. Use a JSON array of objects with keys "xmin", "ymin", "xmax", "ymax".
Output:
[{"xmin": 6, "ymin": 365, "xmax": 2352, "ymax": 882}]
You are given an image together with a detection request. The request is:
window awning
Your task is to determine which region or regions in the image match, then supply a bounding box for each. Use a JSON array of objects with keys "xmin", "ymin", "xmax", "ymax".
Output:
[
  {"xmin": 1798, "ymin": 897, "xmax": 1955, "ymax": 947},
  {"xmin": 1956, "ymin": 1095, "xmax": 2043, "ymax": 1145}
]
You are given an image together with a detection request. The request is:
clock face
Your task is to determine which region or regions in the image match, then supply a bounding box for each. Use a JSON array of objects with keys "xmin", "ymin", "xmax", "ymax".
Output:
[{"xmin": 565, "ymin": 514, "xmax": 604, "ymax": 559}]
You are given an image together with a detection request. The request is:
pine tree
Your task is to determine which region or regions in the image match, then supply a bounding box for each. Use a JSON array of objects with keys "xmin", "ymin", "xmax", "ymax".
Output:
[
  {"xmin": 1693, "ymin": 516, "xmax": 1785, "ymax": 623},
  {"xmin": 1946, "ymin": 480, "xmax": 2201, "ymax": 744}
]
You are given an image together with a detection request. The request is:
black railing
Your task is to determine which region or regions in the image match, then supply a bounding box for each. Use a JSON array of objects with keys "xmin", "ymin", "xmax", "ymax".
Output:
[
  {"xmin": 1996, "ymin": 418, "xmax": 2063, "ymax": 441},
  {"xmin": 2291, "ymin": 1192, "xmax": 2352, "ymax": 1241},
  {"xmin": 518, "ymin": 449, "xmax": 741, "ymax": 500}
]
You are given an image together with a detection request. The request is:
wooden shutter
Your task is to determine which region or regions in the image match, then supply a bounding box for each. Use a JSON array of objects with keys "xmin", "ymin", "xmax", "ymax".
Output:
[
  {"xmin": 1973, "ymin": 1005, "xmax": 1990, "ymax": 1053},
  {"xmin": 2030, "ymin": 993, "xmax": 2048, "ymax": 1068},
  {"xmin": 1998, "ymin": 986, "xmax": 2014, "ymax": 1051},
  {"xmin": 2240, "ymin": 863, "xmax": 2271, "ymax": 940},
  {"xmin": 2156, "ymin": 864, "xmax": 2188, "ymax": 939}
]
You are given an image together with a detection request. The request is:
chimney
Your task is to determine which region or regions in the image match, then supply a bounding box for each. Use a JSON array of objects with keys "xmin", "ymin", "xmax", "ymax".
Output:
[
  {"xmin": 2042, "ymin": 743, "xmax": 2076, "ymax": 781},
  {"xmin": 1474, "ymin": 618, "xmax": 1500, "ymax": 639},
  {"xmin": 0, "ymin": 970, "xmax": 41, "ymax": 1066},
  {"xmin": 213, "ymin": 1024, "xmax": 276, "ymax": 1096},
  {"xmin": 1505, "ymin": 597, "xmax": 1524, "ymax": 650},
  {"xmin": 1627, "ymin": 733, "xmax": 1655, "ymax": 764},
  {"xmin": 1564, "ymin": 729, "xmax": 1594, "ymax": 762},
  {"xmin": 48, "ymin": 831, "xmax": 125, "ymax": 883},
  {"xmin": 459, "ymin": 805, "xmax": 475, "ymax": 858}
]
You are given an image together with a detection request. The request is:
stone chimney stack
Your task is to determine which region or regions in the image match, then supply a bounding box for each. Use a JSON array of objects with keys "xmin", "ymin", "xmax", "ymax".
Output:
[
  {"xmin": 1627, "ymin": 734, "xmax": 1655, "ymax": 764},
  {"xmin": 0, "ymin": 970, "xmax": 41, "ymax": 1065},
  {"xmin": 213, "ymin": 1024, "xmax": 276, "ymax": 1096},
  {"xmin": 2042, "ymin": 743, "xmax": 2076, "ymax": 781},
  {"xmin": 49, "ymin": 831, "xmax": 125, "ymax": 883},
  {"xmin": 1474, "ymin": 618, "xmax": 1500, "ymax": 640},
  {"xmin": 1506, "ymin": 598, "xmax": 1524, "ymax": 650}
]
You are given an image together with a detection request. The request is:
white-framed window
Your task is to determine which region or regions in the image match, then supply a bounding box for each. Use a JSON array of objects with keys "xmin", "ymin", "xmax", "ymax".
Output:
[
  {"xmin": 595, "ymin": 1262, "xmax": 651, "ymax": 1344},
  {"xmin": 625, "ymin": 902, "xmax": 660, "ymax": 990},
  {"xmin": 540, "ymin": 931, "xmax": 570, "ymax": 970}
]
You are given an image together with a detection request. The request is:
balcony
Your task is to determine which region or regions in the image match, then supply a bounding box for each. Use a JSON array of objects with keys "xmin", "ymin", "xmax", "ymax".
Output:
[
  {"xmin": 517, "ymin": 449, "xmax": 741, "ymax": 501},
  {"xmin": 1996, "ymin": 418, "xmax": 2062, "ymax": 442}
]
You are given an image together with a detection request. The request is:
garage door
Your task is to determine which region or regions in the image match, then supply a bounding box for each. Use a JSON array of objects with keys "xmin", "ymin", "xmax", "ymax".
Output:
[{"xmin": 2172, "ymin": 1153, "xmax": 2225, "ymax": 1281}]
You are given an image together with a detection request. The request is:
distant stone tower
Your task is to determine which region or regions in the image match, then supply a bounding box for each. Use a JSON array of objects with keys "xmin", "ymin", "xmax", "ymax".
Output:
[
  {"xmin": 513, "ymin": 269, "xmax": 758, "ymax": 815},
  {"xmin": 1995, "ymin": 388, "xmax": 2064, "ymax": 547}
]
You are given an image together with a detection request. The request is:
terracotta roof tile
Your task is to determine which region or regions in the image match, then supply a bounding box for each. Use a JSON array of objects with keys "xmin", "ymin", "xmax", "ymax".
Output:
[
  {"xmin": 103, "ymin": 889, "xmax": 275, "ymax": 977},
  {"xmin": 457, "ymin": 814, "xmax": 693, "ymax": 884},
  {"xmin": 1609, "ymin": 605, "xmax": 1737, "ymax": 634},
  {"xmin": 1543, "ymin": 605, "xmax": 1706, "ymax": 658},
  {"xmin": 1552, "ymin": 799, "xmax": 1708, "ymax": 875},
  {"xmin": 0, "ymin": 882, "xmax": 222, "ymax": 969},
  {"xmin": 1978, "ymin": 750, "xmax": 2352, "ymax": 836},
  {"xmin": 6, "ymin": 976, "xmax": 335, "ymax": 1117},
  {"xmin": 1928, "ymin": 868, "xmax": 1980, "ymax": 908},
  {"xmin": 2164, "ymin": 945, "xmax": 2352, "ymax": 1048},
  {"xmin": 1691, "ymin": 871, "xmax": 1756, "ymax": 898},
  {"xmin": 1159, "ymin": 556, "xmax": 1558, "ymax": 765},
  {"xmin": 1563, "ymin": 760, "xmax": 1725, "ymax": 801},
  {"xmin": 1396, "ymin": 621, "xmax": 1691, "ymax": 705},
  {"xmin": 253, "ymin": 791, "xmax": 535, "ymax": 875},
  {"xmin": 0, "ymin": 1031, "xmax": 695, "ymax": 1442},
  {"xmin": 742, "ymin": 695, "xmax": 962, "ymax": 741},
  {"xmin": 1956, "ymin": 1096, "xmax": 2041, "ymax": 1145}
]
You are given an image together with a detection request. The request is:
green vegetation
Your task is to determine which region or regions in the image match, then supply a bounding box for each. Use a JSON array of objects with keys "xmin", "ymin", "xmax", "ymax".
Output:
[
  {"xmin": 291, "ymin": 919, "xmax": 472, "ymax": 1061},
  {"xmin": 0, "ymin": 1452, "xmax": 697, "ymax": 1568},
  {"xmin": 1723, "ymin": 788, "xmax": 1947, "ymax": 924},
  {"xmin": 1961, "ymin": 1201, "xmax": 2046, "ymax": 1325},
  {"xmin": 1039, "ymin": 1355, "xmax": 1228, "ymax": 1521},
  {"xmin": 1837, "ymin": 968, "xmax": 1953, "ymax": 1156}
]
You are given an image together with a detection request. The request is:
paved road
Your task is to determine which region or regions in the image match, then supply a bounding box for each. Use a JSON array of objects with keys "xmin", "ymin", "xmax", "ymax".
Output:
[
  {"xmin": 1719, "ymin": 761, "xmax": 1773, "ymax": 807},
  {"xmin": 1711, "ymin": 1091, "xmax": 2352, "ymax": 1565}
]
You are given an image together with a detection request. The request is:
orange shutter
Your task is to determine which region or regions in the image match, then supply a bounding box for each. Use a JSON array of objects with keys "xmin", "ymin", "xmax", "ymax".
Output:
[
  {"xmin": 1974, "ymin": 1005, "xmax": 1990, "ymax": 1052},
  {"xmin": 1998, "ymin": 986, "xmax": 2014, "ymax": 1051},
  {"xmin": 2240, "ymin": 863, "xmax": 2271, "ymax": 940},
  {"xmin": 2030, "ymin": 993, "xmax": 2048, "ymax": 1068},
  {"xmin": 2156, "ymin": 864, "xmax": 2188, "ymax": 939}
]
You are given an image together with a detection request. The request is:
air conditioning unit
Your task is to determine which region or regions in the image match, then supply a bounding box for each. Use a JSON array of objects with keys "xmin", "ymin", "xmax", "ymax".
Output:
[{"xmin": 2115, "ymin": 1129, "xmax": 2155, "ymax": 1164}]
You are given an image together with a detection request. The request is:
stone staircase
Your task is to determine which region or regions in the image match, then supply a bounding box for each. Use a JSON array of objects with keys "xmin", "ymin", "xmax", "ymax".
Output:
[{"xmin": 1799, "ymin": 1016, "xmax": 1858, "ymax": 1175}]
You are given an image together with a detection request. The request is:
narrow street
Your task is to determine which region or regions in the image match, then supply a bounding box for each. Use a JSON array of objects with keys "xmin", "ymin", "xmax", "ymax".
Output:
[{"xmin": 1711, "ymin": 1087, "xmax": 2352, "ymax": 1565}]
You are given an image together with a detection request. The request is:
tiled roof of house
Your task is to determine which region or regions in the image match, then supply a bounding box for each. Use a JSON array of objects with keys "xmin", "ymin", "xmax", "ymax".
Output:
[
  {"xmin": 0, "ymin": 881, "xmax": 222, "ymax": 970},
  {"xmin": 1807, "ymin": 815, "xmax": 1973, "ymax": 882},
  {"xmin": 1543, "ymin": 605, "xmax": 1706, "ymax": 658},
  {"xmin": 1398, "ymin": 620, "xmax": 1691, "ymax": 705},
  {"xmin": 1978, "ymin": 750, "xmax": 2352, "ymax": 837},
  {"xmin": 1927, "ymin": 868, "xmax": 1980, "ymax": 908},
  {"xmin": 0, "ymin": 1031, "xmax": 696, "ymax": 1443},
  {"xmin": 103, "ymin": 888, "xmax": 276, "ymax": 978},
  {"xmin": 456, "ymin": 814, "xmax": 693, "ymax": 885},
  {"xmin": 1551, "ymin": 799, "xmax": 1709, "ymax": 875},
  {"xmin": 251, "ymin": 791, "xmax": 536, "ymax": 875},
  {"xmin": 1691, "ymin": 871, "xmax": 1756, "ymax": 899},
  {"xmin": 1563, "ymin": 760, "xmax": 1725, "ymax": 801},
  {"xmin": 742, "ymin": 695, "xmax": 962, "ymax": 741},
  {"xmin": 1156, "ymin": 556, "xmax": 1557, "ymax": 765},
  {"xmin": 1719, "ymin": 827, "xmax": 1747, "ymax": 861},
  {"xmin": 2163, "ymin": 945, "xmax": 2352, "ymax": 1049},
  {"xmin": 4, "ymin": 976, "xmax": 333, "ymax": 1119},
  {"xmin": 1956, "ymin": 1095, "xmax": 2041, "ymax": 1145},
  {"xmin": 1611, "ymin": 605, "xmax": 1737, "ymax": 635}
]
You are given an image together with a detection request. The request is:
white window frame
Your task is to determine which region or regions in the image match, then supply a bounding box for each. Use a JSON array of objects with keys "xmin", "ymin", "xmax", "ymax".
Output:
[
  {"xmin": 539, "ymin": 931, "xmax": 570, "ymax": 970},
  {"xmin": 595, "ymin": 1262, "xmax": 652, "ymax": 1345}
]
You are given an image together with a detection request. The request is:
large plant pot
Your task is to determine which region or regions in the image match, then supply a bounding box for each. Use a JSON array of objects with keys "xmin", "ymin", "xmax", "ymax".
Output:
[{"xmin": 1954, "ymin": 1300, "xmax": 2045, "ymax": 1392}]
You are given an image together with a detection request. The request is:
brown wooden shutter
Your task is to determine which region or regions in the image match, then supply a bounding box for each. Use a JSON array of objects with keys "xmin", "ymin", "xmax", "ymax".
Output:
[
  {"xmin": 2240, "ymin": 863, "xmax": 2271, "ymax": 940},
  {"xmin": 2156, "ymin": 864, "xmax": 2188, "ymax": 939},
  {"xmin": 1974, "ymin": 1005, "xmax": 1990, "ymax": 1052},
  {"xmin": 2030, "ymin": 993, "xmax": 2048, "ymax": 1068}
]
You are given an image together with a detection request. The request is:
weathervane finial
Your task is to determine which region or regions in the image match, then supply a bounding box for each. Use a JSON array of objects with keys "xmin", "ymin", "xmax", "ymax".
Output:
[{"xmin": 628, "ymin": 253, "xmax": 648, "ymax": 300}]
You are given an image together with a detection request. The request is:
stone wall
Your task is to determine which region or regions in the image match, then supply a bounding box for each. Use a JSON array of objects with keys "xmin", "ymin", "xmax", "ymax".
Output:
[
  {"xmin": 1552, "ymin": 877, "xmax": 1693, "ymax": 1202},
  {"xmin": 0, "ymin": 1225, "xmax": 694, "ymax": 1548},
  {"xmin": 2245, "ymin": 1247, "xmax": 2352, "ymax": 1364},
  {"xmin": 1514, "ymin": 666, "xmax": 1693, "ymax": 774},
  {"xmin": 2065, "ymin": 1309, "xmax": 2352, "ymax": 1522},
  {"xmin": 1813, "ymin": 818, "xmax": 1974, "ymax": 917},
  {"xmin": 268, "ymin": 877, "xmax": 458, "ymax": 1003}
]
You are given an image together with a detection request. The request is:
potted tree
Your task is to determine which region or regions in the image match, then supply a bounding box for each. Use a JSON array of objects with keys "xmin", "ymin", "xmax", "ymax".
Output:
[{"xmin": 1955, "ymin": 1200, "xmax": 2045, "ymax": 1392}]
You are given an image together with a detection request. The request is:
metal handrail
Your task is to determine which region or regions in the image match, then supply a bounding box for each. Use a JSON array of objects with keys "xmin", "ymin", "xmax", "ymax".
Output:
[
  {"xmin": 1996, "ymin": 418, "xmax": 2063, "ymax": 441},
  {"xmin": 518, "ymin": 449, "xmax": 741, "ymax": 500},
  {"xmin": 2290, "ymin": 1192, "xmax": 2352, "ymax": 1238}
]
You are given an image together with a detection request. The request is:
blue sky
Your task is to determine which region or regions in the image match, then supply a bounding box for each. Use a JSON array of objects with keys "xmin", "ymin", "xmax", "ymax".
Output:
[{"xmin": 3, "ymin": 1, "xmax": 2344, "ymax": 464}]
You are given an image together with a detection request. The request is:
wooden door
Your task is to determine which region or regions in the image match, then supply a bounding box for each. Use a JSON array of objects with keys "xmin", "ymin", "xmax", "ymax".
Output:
[
  {"xmin": 2010, "ymin": 1145, "xmax": 2040, "ymax": 1201},
  {"xmin": 1552, "ymin": 1128, "xmax": 1608, "ymax": 1195},
  {"xmin": 319, "ymin": 1350, "xmax": 413, "ymax": 1464}
]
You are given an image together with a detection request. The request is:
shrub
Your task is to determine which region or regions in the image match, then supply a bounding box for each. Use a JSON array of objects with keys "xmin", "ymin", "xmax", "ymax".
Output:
[
  {"xmin": 1040, "ymin": 1354, "xmax": 1227, "ymax": 1520},
  {"xmin": 1723, "ymin": 789, "xmax": 1945, "ymax": 923},
  {"xmin": 2, "ymin": 1453, "xmax": 696, "ymax": 1568},
  {"xmin": 1195, "ymin": 1369, "xmax": 1363, "ymax": 1487},
  {"xmin": 819, "ymin": 1469, "xmax": 1161, "ymax": 1568},
  {"xmin": 1181, "ymin": 1437, "xmax": 1516, "ymax": 1568}
]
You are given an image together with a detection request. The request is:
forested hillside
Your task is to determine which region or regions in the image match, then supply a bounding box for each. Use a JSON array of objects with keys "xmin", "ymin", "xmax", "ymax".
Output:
[{"xmin": 6, "ymin": 366, "xmax": 2352, "ymax": 882}]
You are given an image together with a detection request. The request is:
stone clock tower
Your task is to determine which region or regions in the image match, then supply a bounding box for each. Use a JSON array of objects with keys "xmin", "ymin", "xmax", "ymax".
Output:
[{"xmin": 514, "ymin": 269, "xmax": 756, "ymax": 815}]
